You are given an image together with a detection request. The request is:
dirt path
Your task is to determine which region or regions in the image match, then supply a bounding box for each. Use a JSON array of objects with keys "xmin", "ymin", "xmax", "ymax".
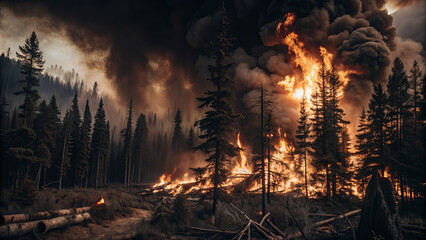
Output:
[{"xmin": 44, "ymin": 208, "xmax": 152, "ymax": 240}]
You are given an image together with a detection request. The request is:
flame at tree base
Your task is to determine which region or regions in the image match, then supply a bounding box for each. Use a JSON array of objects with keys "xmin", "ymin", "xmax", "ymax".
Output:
[{"xmin": 151, "ymin": 131, "xmax": 362, "ymax": 198}]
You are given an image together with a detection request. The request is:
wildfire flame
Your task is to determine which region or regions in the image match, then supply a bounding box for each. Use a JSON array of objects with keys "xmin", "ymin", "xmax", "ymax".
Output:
[
  {"xmin": 96, "ymin": 198, "xmax": 104, "ymax": 205},
  {"xmin": 150, "ymin": 12, "xmax": 363, "ymax": 198},
  {"xmin": 232, "ymin": 133, "xmax": 252, "ymax": 175},
  {"xmin": 276, "ymin": 13, "xmax": 353, "ymax": 104}
]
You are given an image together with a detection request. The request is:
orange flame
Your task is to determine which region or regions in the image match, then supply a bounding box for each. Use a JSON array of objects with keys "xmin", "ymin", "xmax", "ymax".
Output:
[
  {"xmin": 96, "ymin": 198, "xmax": 104, "ymax": 205},
  {"xmin": 232, "ymin": 133, "xmax": 252, "ymax": 175},
  {"xmin": 150, "ymin": 12, "xmax": 363, "ymax": 198},
  {"xmin": 276, "ymin": 13, "xmax": 353, "ymax": 104}
]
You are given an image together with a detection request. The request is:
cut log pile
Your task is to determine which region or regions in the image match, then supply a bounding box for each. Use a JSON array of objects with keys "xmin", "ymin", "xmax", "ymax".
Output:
[{"xmin": 0, "ymin": 207, "xmax": 91, "ymax": 238}]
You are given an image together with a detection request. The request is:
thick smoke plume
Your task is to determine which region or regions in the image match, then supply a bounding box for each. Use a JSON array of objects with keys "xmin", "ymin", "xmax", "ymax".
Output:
[{"xmin": 2, "ymin": 0, "xmax": 424, "ymax": 144}]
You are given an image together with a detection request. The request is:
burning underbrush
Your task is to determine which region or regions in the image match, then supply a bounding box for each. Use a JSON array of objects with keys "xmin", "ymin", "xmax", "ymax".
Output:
[{"xmin": 148, "ymin": 131, "xmax": 361, "ymax": 199}]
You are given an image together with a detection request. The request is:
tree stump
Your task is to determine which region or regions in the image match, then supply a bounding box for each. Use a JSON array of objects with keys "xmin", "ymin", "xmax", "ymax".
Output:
[{"xmin": 358, "ymin": 171, "xmax": 402, "ymax": 240}]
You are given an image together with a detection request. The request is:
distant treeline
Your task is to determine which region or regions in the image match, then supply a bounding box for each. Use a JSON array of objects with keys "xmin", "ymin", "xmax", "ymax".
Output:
[{"xmin": 0, "ymin": 33, "xmax": 200, "ymax": 205}]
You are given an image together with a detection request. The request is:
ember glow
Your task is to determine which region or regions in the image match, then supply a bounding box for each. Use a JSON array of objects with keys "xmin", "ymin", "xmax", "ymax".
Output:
[{"xmin": 96, "ymin": 198, "xmax": 105, "ymax": 205}]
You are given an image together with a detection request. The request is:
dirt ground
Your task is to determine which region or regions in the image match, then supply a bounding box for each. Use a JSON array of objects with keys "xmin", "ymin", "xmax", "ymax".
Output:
[
  {"xmin": 2, "ymin": 187, "xmax": 424, "ymax": 240},
  {"xmin": 44, "ymin": 208, "xmax": 152, "ymax": 240}
]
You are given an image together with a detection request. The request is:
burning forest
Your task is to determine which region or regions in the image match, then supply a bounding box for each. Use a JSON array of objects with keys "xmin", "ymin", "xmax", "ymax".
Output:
[{"xmin": 0, "ymin": 0, "xmax": 425, "ymax": 239}]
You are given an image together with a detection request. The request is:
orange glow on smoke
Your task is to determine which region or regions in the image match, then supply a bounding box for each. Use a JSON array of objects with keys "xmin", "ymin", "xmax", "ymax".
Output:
[
  {"xmin": 150, "ymin": 12, "xmax": 363, "ymax": 198},
  {"xmin": 276, "ymin": 13, "xmax": 353, "ymax": 105}
]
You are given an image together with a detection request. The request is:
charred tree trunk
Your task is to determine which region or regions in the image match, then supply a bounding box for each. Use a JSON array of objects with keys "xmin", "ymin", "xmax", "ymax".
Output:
[
  {"xmin": 59, "ymin": 125, "xmax": 68, "ymax": 190},
  {"xmin": 96, "ymin": 152, "xmax": 100, "ymax": 189},
  {"xmin": 304, "ymin": 145, "xmax": 308, "ymax": 198},
  {"xmin": 138, "ymin": 154, "xmax": 142, "ymax": 183},
  {"xmin": 267, "ymin": 133, "xmax": 271, "ymax": 203},
  {"xmin": 124, "ymin": 153, "xmax": 128, "ymax": 188},
  {"xmin": 213, "ymin": 142, "xmax": 219, "ymax": 214},
  {"xmin": 36, "ymin": 163, "xmax": 41, "ymax": 191},
  {"xmin": 358, "ymin": 172, "xmax": 402, "ymax": 240},
  {"xmin": 260, "ymin": 83, "xmax": 266, "ymax": 216},
  {"xmin": 326, "ymin": 165, "xmax": 330, "ymax": 198}
]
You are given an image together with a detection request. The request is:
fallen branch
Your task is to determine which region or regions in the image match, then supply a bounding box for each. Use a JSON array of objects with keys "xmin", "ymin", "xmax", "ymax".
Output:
[
  {"xmin": 228, "ymin": 203, "xmax": 276, "ymax": 239},
  {"xmin": 259, "ymin": 212, "xmax": 270, "ymax": 226},
  {"xmin": 286, "ymin": 198, "xmax": 309, "ymax": 240},
  {"xmin": 266, "ymin": 219, "xmax": 286, "ymax": 238},
  {"xmin": 309, "ymin": 213, "xmax": 337, "ymax": 217},
  {"xmin": 401, "ymin": 224, "xmax": 426, "ymax": 233},
  {"xmin": 185, "ymin": 226, "xmax": 237, "ymax": 236},
  {"xmin": 343, "ymin": 213, "xmax": 356, "ymax": 240},
  {"xmin": 313, "ymin": 209, "xmax": 361, "ymax": 228},
  {"xmin": 1, "ymin": 207, "xmax": 91, "ymax": 225},
  {"xmin": 252, "ymin": 222, "xmax": 274, "ymax": 240},
  {"xmin": 232, "ymin": 220, "xmax": 251, "ymax": 240}
]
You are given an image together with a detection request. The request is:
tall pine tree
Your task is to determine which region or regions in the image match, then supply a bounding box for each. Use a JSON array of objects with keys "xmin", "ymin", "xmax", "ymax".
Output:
[
  {"xmin": 122, "ymin": 97, "xmax": 133, "ymax": 187},
  {"xmin": 90, "ymin": 99, "xmax": 108, "ymax": 188},
  {"xmin": 172, "ymin": 109, "xmax": 185, "ymax": 157},
  {"xmin": 70, "ymin": 92, "xmax": 81, "ymax": 186},
  {"xmin": 327, "ymin": 66, "xmax": 350, "ymax": 196},
  {"xmin": 192, "ymin": 2, "xmax": 240, "ymax": 214},
  {"xmin": 77, "ymin": 100, "xmax": 91, "ymax": 187},
  {"xmin": 296, "ymin": 93, "xmax": 310, "ymax": 198},
  {"xmin": 58, "ymin": 109, "xmax": 73, "ymax": 190},
  {"xmin": 133, "ymin": 113, "xmax": 148, "ymax": 183},
  {"xmin": 357, "ymin": 84, "xmax": 388, "ymax": 180},
  {"xmin": 15, "ymin": 31, "xmax": 44, "ymax": 127},
  {"xmin": 387, "ymin": 57, "xmax": 410, "ymax": 206}
]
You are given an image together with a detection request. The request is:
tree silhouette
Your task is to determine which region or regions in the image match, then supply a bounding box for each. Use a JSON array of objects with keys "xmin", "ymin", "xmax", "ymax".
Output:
[
  {"xmin": 192, "ymin": 2, "xmax": 240, "ymax": 214},
  {"xmin": 15, "ymin": 31, "xmax": 44, "ymax": 127}
]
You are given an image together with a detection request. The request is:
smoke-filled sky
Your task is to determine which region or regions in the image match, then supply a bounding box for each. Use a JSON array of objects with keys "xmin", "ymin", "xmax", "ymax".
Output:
[{"xmin": 0, "ymin": 0, "xmax": 425, "ymax": 140}]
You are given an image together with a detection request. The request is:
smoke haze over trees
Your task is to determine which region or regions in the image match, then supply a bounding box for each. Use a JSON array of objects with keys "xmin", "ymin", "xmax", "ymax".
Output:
[{"xmin": 0, "ymin": 0, "xmax": 425, "ymax": 213}]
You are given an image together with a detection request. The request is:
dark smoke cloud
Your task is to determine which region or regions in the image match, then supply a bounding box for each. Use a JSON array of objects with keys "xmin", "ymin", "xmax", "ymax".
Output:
[
  {"xmin": 2, "ymin": 0, "xmax": 212, "ymax": 116},
  {"xmin": 2, "ymin": 0, "xmax": 424, "ymax": 144},
  {"xmin": 337, "ymin": 27, "xmax": 391, "ymax": 82}
]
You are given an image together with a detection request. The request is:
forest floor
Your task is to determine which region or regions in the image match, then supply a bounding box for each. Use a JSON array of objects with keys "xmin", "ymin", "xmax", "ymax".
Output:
[
  {"xmin": 1, "ymin": 186, "xmax": 425, "ymax": 240},
  {"xmin": 44, "ymin": 208, "xmax": 153, "ymax": 240}
]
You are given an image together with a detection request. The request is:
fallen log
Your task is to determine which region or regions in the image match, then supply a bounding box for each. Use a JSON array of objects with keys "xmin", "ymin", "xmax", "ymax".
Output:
[
  {"xmin": 401, "ymin": 224, "xmax": 426, "ymax": 233},
  {"xmin": 34, "ymin": 212, "xmax": 91, "ymax": 235},
  {"xmin": 0, "ymin": 219, "xmax": 39, "ymax": 238},
  {"xmin": 1, "ymin": 206, "xmax": 91, "ymax": 225},
  {"xmin": 185, "ymin": 226, "xmax": 237, "ymax": 236},
  {"xmin": 309, "ymin": 213, "xmax": 337, "ymax": 217},
  {"xmin": 232, "ymin": 220, "xmax": 251, "ymax": 240},
  {"xmin": 228, "ymin": 203, "xmax": 277, "ymax": 239},
  {"xmin": 252, "ymin": 222, "xmax": 274, "ymax": 240},
  {"xmin": 259, "ymin": 212, "xmax": 270, "ymax": 226},
  {"xmin": 313, "ymin": 209, "xmax": 361, "ymax": 227}
]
